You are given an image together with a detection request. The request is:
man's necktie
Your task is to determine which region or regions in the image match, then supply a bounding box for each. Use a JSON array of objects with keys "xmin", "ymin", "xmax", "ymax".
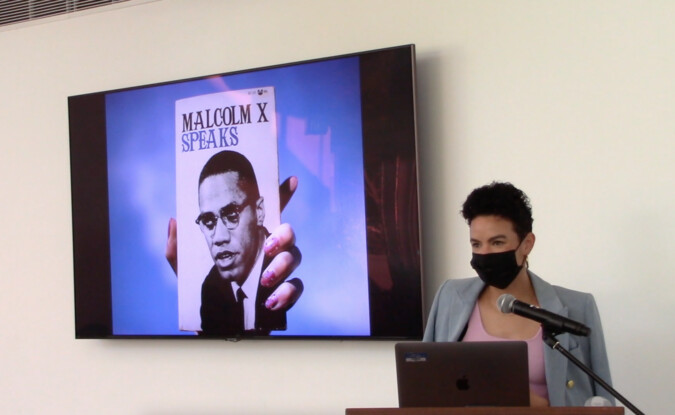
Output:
[{"xmin": 236, "ymin": 287, "xmax": 246, "ymax": 331}]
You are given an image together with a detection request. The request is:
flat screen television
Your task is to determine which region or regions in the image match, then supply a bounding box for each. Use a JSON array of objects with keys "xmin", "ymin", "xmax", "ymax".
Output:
[{"xmin": 69, "ymin": 44, "xmax": 422, "ymax": 339}]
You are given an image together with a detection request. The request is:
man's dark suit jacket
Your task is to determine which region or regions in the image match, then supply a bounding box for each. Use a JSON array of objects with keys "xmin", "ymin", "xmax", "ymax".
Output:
[{"xmin": 199, "ymin": 254, "xmax": 286, "ymax": 336}]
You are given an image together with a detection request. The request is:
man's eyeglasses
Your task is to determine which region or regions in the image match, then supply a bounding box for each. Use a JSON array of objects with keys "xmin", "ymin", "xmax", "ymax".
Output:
[{"xmin": 195, "ymin": 199, "xmax": 252, "ymax": 232}]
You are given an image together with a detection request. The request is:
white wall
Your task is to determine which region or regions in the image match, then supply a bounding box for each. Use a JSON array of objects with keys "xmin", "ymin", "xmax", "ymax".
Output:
[{"xmin": 1, "ymin": 1, "xmax": 673, "ymax": 413}]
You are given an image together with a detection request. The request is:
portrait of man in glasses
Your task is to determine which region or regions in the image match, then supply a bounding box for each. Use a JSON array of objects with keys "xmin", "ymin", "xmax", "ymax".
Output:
[{"xmin": 194, "ymin": 150, "xmax": 293, "ymax": 335}]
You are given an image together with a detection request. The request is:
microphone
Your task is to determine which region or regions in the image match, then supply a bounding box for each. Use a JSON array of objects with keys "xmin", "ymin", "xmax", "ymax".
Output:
[{"xmin": 497, "ymin": 294, "xmax": 591, "ymax": 337}]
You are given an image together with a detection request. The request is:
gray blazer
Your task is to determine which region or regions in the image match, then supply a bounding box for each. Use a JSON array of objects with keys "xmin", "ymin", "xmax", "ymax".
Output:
[{"xmin": 423, "ymin": 271, "xmax": 614, "ymax": 407}]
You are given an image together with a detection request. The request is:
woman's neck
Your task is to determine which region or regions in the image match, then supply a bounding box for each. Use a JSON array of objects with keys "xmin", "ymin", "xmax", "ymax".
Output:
[{"xmin": 481, "ymin": 268, "xmax": 539, "ymax": 306}]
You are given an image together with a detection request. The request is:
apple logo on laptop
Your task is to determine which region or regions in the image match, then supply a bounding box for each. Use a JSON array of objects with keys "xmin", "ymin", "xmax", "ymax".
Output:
[{"xmin": 456, "ymin": 375, "xmax": 470, "ymax": 391}]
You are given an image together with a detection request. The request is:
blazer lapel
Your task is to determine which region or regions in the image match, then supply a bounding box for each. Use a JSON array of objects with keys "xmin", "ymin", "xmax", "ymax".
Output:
[
  {"xmin": 530, "ymin": 271, "xmax": 570, "ymax": 406},
  {"xmin": 447, "ymin": 279, "xmax": 484, "ymax": 341}
]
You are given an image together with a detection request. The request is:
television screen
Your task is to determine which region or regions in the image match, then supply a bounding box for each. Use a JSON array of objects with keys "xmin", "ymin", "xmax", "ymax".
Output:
[{"xmin": 69, "ymin": 44, "xmax": 422, "ymax": 339}]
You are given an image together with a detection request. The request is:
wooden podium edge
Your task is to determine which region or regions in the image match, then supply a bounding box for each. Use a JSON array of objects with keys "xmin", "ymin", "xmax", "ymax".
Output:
[{"xmin": 346, "ymin": 407, "xmax": 624, "ymax": 415}]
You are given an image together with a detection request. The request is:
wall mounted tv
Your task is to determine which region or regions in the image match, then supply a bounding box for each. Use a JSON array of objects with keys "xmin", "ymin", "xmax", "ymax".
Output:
[{"xmin": 69, "ymin": 44, "xmax": 423, "ymax": 339}]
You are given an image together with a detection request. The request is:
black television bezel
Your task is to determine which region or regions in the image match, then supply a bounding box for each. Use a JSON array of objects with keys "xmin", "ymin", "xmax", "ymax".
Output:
[{"xmin": 69, "ymin": 44, "xmax": 423, "ymax": 340}]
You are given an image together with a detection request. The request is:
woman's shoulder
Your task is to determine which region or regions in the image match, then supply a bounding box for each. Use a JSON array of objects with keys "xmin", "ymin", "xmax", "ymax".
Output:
[
  {"xmin": 552, "ymin": 284, "xmax": 594, "ymax": 302},
  {"xmin": 551, "ymin": 285, "xmax": 597, "ymax": 313},
  {"xmin": 431, "ymin": 277, "xmax": 484, "ymax": 307},
  {"xmin": 437, "ymin": 276, "xmax": 482, "ymax": 294},
  {"xmin": 530, "ymin": 272, "xmax": 599, "ymax": 317},
  {"xmin": 531, "ymin": 271, "xmax": 593, "ymax": 299}
]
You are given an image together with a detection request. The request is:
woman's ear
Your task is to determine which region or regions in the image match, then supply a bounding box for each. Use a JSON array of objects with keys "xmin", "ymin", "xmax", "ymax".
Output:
[{"xmin": 522, "ymin": 232, "xmax": 536, "ymax": 256}]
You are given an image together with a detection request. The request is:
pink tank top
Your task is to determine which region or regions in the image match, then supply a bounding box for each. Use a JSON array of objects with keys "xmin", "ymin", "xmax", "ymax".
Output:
[{"xmin": 463, "ymin": 302, "xmax": 549, "ymax": 401}]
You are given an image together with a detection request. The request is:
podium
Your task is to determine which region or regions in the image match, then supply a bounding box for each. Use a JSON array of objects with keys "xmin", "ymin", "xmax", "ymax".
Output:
[{"xmin": 346, "ymin": 408, "xmax": 624, "ymax": 415}]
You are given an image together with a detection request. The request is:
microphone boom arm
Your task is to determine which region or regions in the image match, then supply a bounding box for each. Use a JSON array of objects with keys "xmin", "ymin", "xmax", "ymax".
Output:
[{"xmin": 542, "ymin": 328, "xmax": 644, "ymax": 415}]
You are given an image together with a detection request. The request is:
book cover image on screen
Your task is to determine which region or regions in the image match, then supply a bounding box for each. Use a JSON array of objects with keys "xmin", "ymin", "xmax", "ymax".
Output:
[
  {"xmin": 176, "ymin": 87, "xmax": 284, "ymax": 336},
  {"xmin": 68, "ymin": 44, "xmax": 423, "ymax": 340}
]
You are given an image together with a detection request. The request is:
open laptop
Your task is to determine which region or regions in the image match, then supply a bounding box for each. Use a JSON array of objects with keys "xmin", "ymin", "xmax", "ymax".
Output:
[{"xmin": 395, "ymin": 341, "xmax": 530, "ymax": 407}]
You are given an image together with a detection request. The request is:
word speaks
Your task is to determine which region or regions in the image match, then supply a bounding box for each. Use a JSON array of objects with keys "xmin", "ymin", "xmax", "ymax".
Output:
[{"xmin": 180, "ymin": 102, "xmax": 269, "ymax": 152}]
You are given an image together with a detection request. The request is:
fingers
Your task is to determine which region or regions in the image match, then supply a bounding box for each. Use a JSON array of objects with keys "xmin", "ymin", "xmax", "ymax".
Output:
[
  {"xmin": 529, "ymin": 390, "xmax": 550, "ymax": 407},
  {"xmin": 263, "ymin": 223, "xmax": 295, "ymax": 257},
  {"xmin": 261, "ymin": 222, "xmax": 303, "ymax": 310},
  {"xmin": 260, "ymin": 245, "xmax": 302, "ymax": 288},
  {"xmin": 265, "ymin": 278, "xmax": 304, "ymax": 311},
  {"xmin": 166, "ymin": 218, "xmax": 178, "ymax": 274},
  {"xmin": 279, "ymin": 176, "xmax": 298, "ymax": 212}
]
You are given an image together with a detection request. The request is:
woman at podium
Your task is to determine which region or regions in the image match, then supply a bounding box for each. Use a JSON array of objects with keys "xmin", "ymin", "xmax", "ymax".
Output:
[{"xmin": 423, "ymin": 182, "xmax": 614, "ymax": 407}]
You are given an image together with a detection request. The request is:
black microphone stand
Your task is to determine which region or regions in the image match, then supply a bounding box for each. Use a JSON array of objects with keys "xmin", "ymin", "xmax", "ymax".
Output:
[{"xmin": 542, "ymin": 327, "xmax": 644, "ymax": 415}]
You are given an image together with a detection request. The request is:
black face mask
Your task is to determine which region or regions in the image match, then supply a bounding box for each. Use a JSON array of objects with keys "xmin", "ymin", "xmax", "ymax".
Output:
[{"xmin": 470, "ymin": 249, "xmax": 523, "ymax": 289}]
